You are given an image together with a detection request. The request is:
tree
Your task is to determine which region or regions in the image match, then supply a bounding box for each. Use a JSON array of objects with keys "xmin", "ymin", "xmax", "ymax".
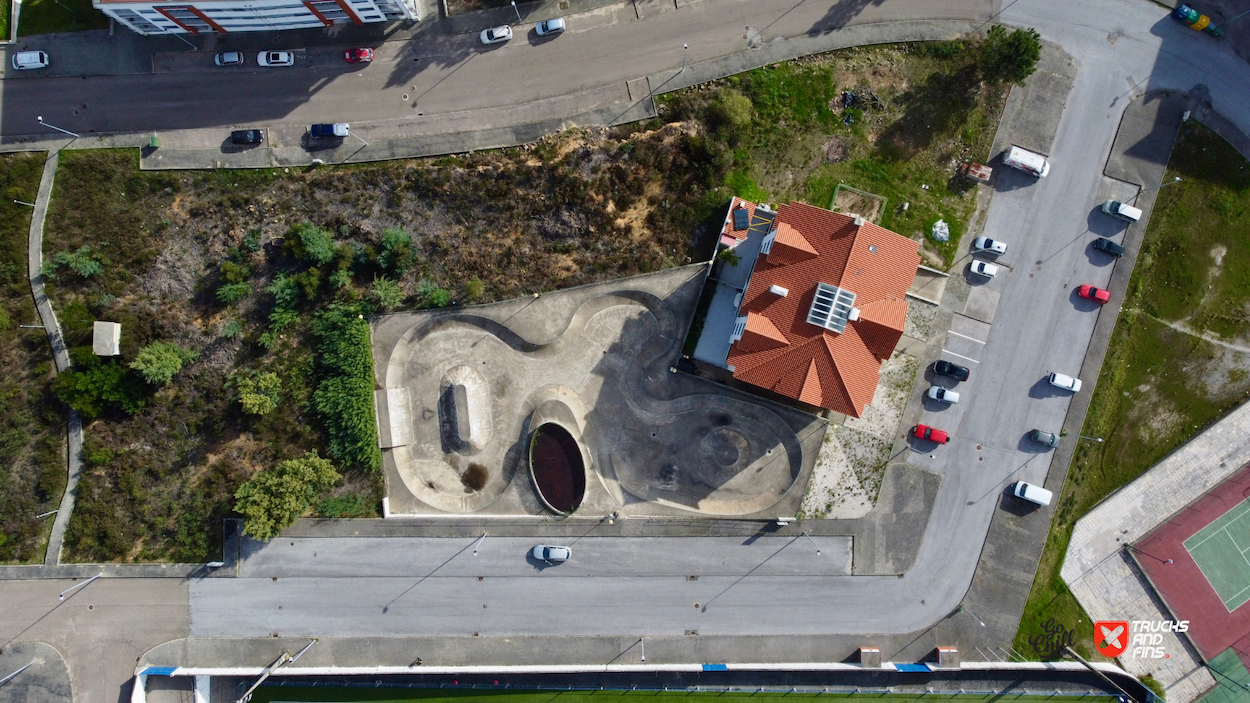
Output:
[
  {"xmin": 708, "ymin": 89, "xmax": 754, "ymax": 146},
  {"xmin": 236, "ymin": 372, "xmax": 281, "ymax": 416},
  {"xmin": 372, "ymin": 277, "xmax": 405, "ymax": 311},
  {"xmin": 378, "ymin": 227, "xmax": 414, "ymax": 273},
  {"xmin": 52, "ymin": 246, "xmax": 105, "ymax": 278},
  {"xmin": 129, "ymin": 341, "xmax": 199, "ymax": 385},
  {"xmin": 215, "ymin": 282, "xmax": 250, "ymax": 304},
  {"xmin": 52, "ymin": 353, "xmax": 147, "ymax": 418},
  {"xmin": 286, "ymin": 222, "xmax": 336, "ymax": 266},
  {"xmin": 233, "ymin": 452, "xmax": 341, "ymax": 541},
  {"xmin": 978, "ymin": 26, "xmax": 1041, "ymax": 86}
]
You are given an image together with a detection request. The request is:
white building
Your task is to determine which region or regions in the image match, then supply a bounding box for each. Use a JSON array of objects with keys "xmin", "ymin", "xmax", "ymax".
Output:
[{"xmin": 96, "ymin": 0, "xmax": 417, "ymax": 35}]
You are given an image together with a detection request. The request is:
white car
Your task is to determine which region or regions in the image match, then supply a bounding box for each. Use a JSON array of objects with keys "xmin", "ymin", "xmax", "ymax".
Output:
[
  {"xmin": 532, "ymin": 544, "xmax": 571, "ymax": 563},
  {"xmin": 973, "ymin": 236, "xmax": 1007, "ymax": 255},
  {"xmin": 214, "ymin": 51, "xmax": 244, "ymax": 66},
  {"xmin": 480, "ymin": 25, "xmax": 513, "ymax": 44},
  {"xmin": 12, "ymin": 51, "xmax": 49, "ymax": 70},
  {"xmin": 1049, "ymin": 372, "xmax": 1082, "ymax": 392},
  {"xmin": 969, "ymin": 260, "xmax": 999, "ymax": 278},
  {"xmin": 536, "ymin": 17, "xmax": 565, "ymax": 35},
  {"xmin": 1012, "ymin": 481, "xmax": 1053, "ymax": 506},
  {"xmin": 257, "ymin": 50, "xmax": 295, "ymax": 67},
  {"xmin": 927, "ymin": 386, "xmax": 960, "ymax": 404}
]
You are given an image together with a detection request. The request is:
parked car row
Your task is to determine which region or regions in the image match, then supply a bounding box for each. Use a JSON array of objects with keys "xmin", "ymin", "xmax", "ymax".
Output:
[
  {"xmin": 481, "ymin": 16, "xmax": 565, "ymax": 44},
  {"xmin": 213, "ymin": 48, "xmax": 374, "ymax": 68}
]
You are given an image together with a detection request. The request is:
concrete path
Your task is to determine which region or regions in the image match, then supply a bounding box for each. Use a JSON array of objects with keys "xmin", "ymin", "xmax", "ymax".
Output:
[{"xmin": 23, "ymin": 151, "xmax": 81, "ymax": 568}]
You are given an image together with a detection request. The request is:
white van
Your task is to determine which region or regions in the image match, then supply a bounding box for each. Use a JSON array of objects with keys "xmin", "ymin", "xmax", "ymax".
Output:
[
  {"xmin": 1012, "ymin": 481, "xmax": 1053, "ymax": 506},
  {"xmin": 1102, "ymin": 199, "xmax": 1142, "ymax": 222},
  {"xmin": 11, "ymin": 51, "xmax": 49, "ymax": 70},
  {"xmin": 1003, "ymin": 145, "xmax": 1050, "ymax": 178}
]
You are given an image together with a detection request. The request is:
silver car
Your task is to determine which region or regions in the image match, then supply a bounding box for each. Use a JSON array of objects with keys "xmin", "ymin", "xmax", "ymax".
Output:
[
  {"xmin": 1049, "ymin": 372, "xmax": 1082, "ymax": 392},
  {"xmin": 973, "ymin": 236, "xmax": 1007, "ymax": 255},
  {"xmin": 480, "ymin": 25, "xmax": 513, "ymax": 44},
  {"xmin": 927, "ymin": 386, "xmax": 960, "ymax": 404},
  {"xmin": 532, "ymin": 544, "xmax": 571, "ymax": 563},
  {"xmin": 215, "ymin": 51, "xmax": 244, "ymax": 66},
  {"xmin": 536, "ymin": 17, "xmax": 565, "ymax": 35},
  {"xmin": 969, "ymin": 260, "xmax": 999, "ymax": 278}
]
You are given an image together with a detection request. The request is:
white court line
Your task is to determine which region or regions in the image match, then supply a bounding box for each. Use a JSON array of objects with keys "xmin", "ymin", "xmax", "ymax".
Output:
[
  {"xmin": 941, "ymin": 349, "xmax": 981, "ymax": 364},
  {"xmin": 947, "ymin": 330, "xmax": 987, "ymax": 344}
]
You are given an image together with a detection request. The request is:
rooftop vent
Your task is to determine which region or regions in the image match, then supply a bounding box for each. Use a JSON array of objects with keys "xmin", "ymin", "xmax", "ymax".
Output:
[
  {"xmin": 769, "ymin": 284, "xmax": 789, "ymax": 297},
  {"xmin": 848, "ymin": 307, "xmax": 861, "ymax": 322},
  {"xmin": 807, "ymin": 283, "xmax": 857, "ymax": 334},
  {"xmin": 868, "ymin": 244, "xmax": 877, "ymax": 253}
]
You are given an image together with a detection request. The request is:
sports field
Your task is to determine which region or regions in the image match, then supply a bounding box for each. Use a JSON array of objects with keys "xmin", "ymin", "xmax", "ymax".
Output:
[
  {"xmin": 247, "ymin": 688, "xmax": 1121, "ymax": 703},
  {"xmin": 1184, "ymin": 499, "xmax": 1250, "ymax": 612}
]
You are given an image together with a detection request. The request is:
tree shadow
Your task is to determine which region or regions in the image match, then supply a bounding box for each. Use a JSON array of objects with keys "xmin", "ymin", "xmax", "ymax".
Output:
[
  {"xmin": 874, "ymin": 65, "xmax": 980, "ymax": 163},
  {"xmin": 804, "ymin": 0, "xmax": 889, "ymax": 36}
]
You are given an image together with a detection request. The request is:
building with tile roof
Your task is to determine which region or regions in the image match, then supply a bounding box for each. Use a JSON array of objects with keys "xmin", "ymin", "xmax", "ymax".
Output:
[{"xmin": 706, "ymin": 198, "xmax": 920, "ymax": 417}]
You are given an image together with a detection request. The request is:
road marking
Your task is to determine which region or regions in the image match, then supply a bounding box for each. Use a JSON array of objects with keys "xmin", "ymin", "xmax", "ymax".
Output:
[
  {"xmin": 940, "ymin": 349, "xmax": 980, "ymax": 364},
  {"xmin": 947, "ymin": 330, "xmax": 987, "ymax": 344}
]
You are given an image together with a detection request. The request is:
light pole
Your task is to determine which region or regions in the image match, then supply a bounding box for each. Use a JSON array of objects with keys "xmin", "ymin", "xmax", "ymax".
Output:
[
  {"xmin": 802, "ymin": 532, "xmax": 821, "ymax": 556},
  {"xmin": 639, "ymin": 638, "xmax": 645, "ymax": 662},
  {"xmin": 37, "ymin": 116, "xmax": 79, "ymax": 139},
  {"xmin": 957, "ymin": 605, "xmax": 987, "ymax": 628},
  {"xmin": 1069, "ymin": 433, "xmax": 1103, "ymax": 443},
  {"xmin": 473, "ymin": 531, "xmax": 487, "ymax": 557},
  {"xmin": 1143, "ymin": 176, "xmax": 1181, "ymax": 193},
  {"xmin": 59, "ymin": 573, "xmax": 101, "ymax": 601},
  {"xmin": 0, "ymin": 661, "xmax": 35, "ymax": 687},
  {"xmin": 509, "ymin": 0, "xmax": 520, "ymax": 23},
  {"xmin": 681, "ymin": 43, "xmax": 688, "ymax": 72},
  {"xmin": 13, "ymin": 199, "xmax": 34, "ymax": 207}
]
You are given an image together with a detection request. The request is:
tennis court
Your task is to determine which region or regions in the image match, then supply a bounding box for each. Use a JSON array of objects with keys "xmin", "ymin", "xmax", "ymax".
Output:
[{"xmin": 1184, "ymin": 498, "xmax": 1250, "ymax": 611}]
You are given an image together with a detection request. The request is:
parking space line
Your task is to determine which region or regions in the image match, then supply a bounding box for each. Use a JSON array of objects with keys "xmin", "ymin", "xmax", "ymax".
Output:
[
  {"xmin": 947, "ymin": 330, "xmax": 987, "ymax": 344},
  {"xmin": 940, "ymin": 349, "xmax": 980, "ymax": 364}
]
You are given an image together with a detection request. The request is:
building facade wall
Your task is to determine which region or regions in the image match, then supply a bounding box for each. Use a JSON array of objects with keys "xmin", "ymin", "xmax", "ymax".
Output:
[{"xmin": 97, "ymin": 0, "xmax": 417, "ymax": 35}]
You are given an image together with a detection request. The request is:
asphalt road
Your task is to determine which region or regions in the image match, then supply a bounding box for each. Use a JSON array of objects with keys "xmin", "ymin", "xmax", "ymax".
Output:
[{"xmin": 0, "ymin": 0, "xmax": 989, "ymax": 138}]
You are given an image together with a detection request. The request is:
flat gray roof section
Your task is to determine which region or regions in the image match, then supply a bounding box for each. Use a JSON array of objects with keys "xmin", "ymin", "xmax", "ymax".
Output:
[{"xmin": 692, "ymin": 212, "xmax": 770, "ymax": 366}]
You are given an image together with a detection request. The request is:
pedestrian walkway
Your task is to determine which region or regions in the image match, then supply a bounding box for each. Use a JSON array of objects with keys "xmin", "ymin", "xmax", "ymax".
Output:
[{"xmin": 24, "ymin": 151, "xmax": 82, "ymax": 567}]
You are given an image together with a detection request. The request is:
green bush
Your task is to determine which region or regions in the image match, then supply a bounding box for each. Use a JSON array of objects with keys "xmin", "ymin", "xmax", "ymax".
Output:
[
  {"xmin": 52, "ymin": 246, "xmax": 105, "ymax": 278},
  {"xmin": 978, "ymin": 26, "xmax": 1041, "ymax": 86},
  {"xmin": 219, "ymin": 260, "xmax": 250, "ymax": 284},
  {"xmin": 372, "ymin": 277, "xmax": 404, "ymax": 311},
  {"xmin": 52, "ymin": 356, "xmax": 147, "ymax": 417},
  {"xmin": 417, "ymin": 280, "xmax": 452, "ymax": 308},
  {"xmin": 221, "ymin": 319, "xmax": 242, "ymax": 338},
  {"xmin": 708, "ymin": 89, "xmax": 754, "ymax": 145},
  {"xmin": 316, "ymin": 494, "xmax": 375, "ymax": 518},
  {"xmin": 215, "ymin": 282, "xmax": 250, "ymax": 304},
  {"xmin": 465, "ymin": 277, "xmax": 484, "ymax": 301},
  {"xmin": 129, "ymin": 341, "xmax": 199, "ymax": 385},
  {"xmin": 311, "ymin": 304, "xmax": 380, "ymax": 471},
  {"xmin": 233, "ymin": 451, "xmax": 341, "ymax": 541},
  {"xmin": 378, "ymin": 227, "xmax": 414, "ymax": 273},
  {"xmin": 287, "ymin": 222, "xmax": 336, "ymax": 266},
  {"xmin": 236, "ymin": 372, "xmax": 281, "ymax": 416}
]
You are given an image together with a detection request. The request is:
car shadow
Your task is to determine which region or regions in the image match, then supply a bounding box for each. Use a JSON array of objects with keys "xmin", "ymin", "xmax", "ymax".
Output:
[
  {"xmin": 1087, "ymin": 205, "xmax": 1129, "ymax": 237},
  {"xmin": 1084, "ymin": 240, "xmax": 1118, "ymax": 267},
  {"xmin": 1028, "ymin": 376, "xmax": 1068, "ymax": 399},
  {"xmin": 907, "ymin": 428, "xmax": 947, "ymax": 450},
  {"xmin": 1016, "ymin": 431, "xmax": 1054, "ymax": 454},
  {"xmin": 526, "ymin": 552, "xmax": 557, "ymax": 571},
  {"xmin": 219, "ymin": 137, "xmax": 262, "ymax": 153},
  {"xmin": 991, "ymin": 160, "xmax": 1038, "ymax": 193},
  {"xmin": 999, "ymin": 488, "xmax": 1045, "ymax": 517},
  {"xmin": 921, "ymin": 393, "xmax": 956, "ymax": 411},
  {"xmin": 1070, "ymin": 287, "xmax": 1105, "ymax": 312},
  {"xmin": 302, "ymin": 135, "xmax": 344, "ymax": 151},
  {"xmin": 526, "ymin": 28, "xmax": 561, "ymax": 46},
  {"xmin": 963, "ymin": 265, "xmax": 996, "ymax": 286}
]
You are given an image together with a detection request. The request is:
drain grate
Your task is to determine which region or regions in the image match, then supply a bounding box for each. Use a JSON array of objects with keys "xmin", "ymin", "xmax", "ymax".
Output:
[
  {"xmin": 686, "ymin": 575, "xmax": 699, "ymax": 581},
  {"xmin": 685, "ymin": 630, "xmax": 699, "ymax": 636}
]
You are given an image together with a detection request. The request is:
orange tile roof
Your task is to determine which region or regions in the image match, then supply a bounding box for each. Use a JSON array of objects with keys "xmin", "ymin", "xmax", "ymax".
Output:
[{"xmin": 726, "ymin": 200, "xmax": 921, "ymax": 417}]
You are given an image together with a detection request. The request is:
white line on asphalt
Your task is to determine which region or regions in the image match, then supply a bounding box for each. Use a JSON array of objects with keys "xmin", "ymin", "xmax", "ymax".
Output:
[
  {"xmin": 947, "ymin": 330, "xmax": 987, "ymax": 344},
  {"xmin": 940, "ymin": 349, "xmax": 981, "ymax": 364}
]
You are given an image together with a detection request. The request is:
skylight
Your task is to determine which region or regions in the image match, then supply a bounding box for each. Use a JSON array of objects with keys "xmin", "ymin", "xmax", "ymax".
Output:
[{"xmin": 807, "ymin": 283, "xmax": 857, "ymax": 334}]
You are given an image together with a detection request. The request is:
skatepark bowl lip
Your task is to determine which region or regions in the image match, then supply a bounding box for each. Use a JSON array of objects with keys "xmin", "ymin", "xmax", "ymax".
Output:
[{"xmin": 529, "ymin": 422, "xmax": 587, "ymax": 515}]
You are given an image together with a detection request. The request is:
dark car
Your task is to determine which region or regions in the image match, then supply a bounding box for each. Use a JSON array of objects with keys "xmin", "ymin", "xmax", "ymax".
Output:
[
  {"xmin": 310, "ymin": 123, "xmax": 349, "ymax": 139},
  {"xmin": 1092, "ymin": 237, "xmax": 1125, "ymax": 258},
  {"xmin": 230, "ymin": 129, "xmax": 264, "ymax": 145},
  {"xmin": 932, "ymin": 359, "xmax": 971, "ymax": 382}
]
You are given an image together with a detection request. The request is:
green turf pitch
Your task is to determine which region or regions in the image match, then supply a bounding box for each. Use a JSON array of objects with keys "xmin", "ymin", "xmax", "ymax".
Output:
[{"xmin": 1185, "ymin": 499, "xmax": 1250, "ymax": 611}]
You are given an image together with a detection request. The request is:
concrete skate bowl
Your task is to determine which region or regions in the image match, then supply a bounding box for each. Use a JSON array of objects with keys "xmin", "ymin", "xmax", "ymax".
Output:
[{"xmin": 529, "ymin": 423, "xmax": 587, "ymax": 515}]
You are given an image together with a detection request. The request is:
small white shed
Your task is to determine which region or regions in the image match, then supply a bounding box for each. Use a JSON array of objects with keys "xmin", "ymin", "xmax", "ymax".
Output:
[{"xmin": 92, "ymin": 321, "xmax": 121, "ymax": 356}]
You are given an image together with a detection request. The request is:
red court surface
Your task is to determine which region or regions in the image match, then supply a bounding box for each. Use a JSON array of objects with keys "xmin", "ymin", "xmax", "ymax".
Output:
[{"xmin": 1134, "ymin": 464, "xmax": 1250, "ymax": 668}]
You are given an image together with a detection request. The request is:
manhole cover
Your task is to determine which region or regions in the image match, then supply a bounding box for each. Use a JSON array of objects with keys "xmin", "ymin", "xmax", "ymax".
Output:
[
  {"xmin": 976, "ymin": 444, "xmax": 983, "ymax": 450},
  {"xmin": 714, "ymin": 441, "xmax": 739, "ymax": 466}
]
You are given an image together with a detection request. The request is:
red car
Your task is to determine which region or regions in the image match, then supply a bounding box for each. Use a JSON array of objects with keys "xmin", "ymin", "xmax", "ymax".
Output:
[
  {"xmin": 1077, "ymin": 284, "xmax": 1111, "ymax": 304},
  {"xmin": 913, "ymin": 424, "xmax": 950, "ymax": 444},
  {"xmin": 344, "ymin": 48, "xmax": 374, "ymax": 63}
]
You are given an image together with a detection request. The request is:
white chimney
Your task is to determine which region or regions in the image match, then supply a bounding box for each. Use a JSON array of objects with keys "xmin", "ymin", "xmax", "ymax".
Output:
[
  {"xmin": 848, "ymin": 307, "xmax": 861, "ymax": 321},
  {"xmin": 769, "ymin": 284, "xmax": 789, "ymax": 297},
  {"xmin": 853, "ymin": 215, "xmax": 865, "ymax": 226}
]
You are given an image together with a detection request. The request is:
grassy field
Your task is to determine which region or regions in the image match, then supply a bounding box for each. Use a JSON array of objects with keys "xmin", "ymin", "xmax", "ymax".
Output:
[
  {"xmin": 16, "ymin": 0, "xmax": 109, "ymax": 36},
  {"xmin": 0, "ymin": 153, "xmax": 66, "ymax": 564},
  {"xmin": 1013, "ymin": 121, "xmax": 1250, "ymax": 658},
  {"xmin": 249, "ymin": 688, "xmax": 1120, "ymax": 703},
  {"xmin": 659, "ymin": 43, "xmax": 1009, "ymax": 268}
]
